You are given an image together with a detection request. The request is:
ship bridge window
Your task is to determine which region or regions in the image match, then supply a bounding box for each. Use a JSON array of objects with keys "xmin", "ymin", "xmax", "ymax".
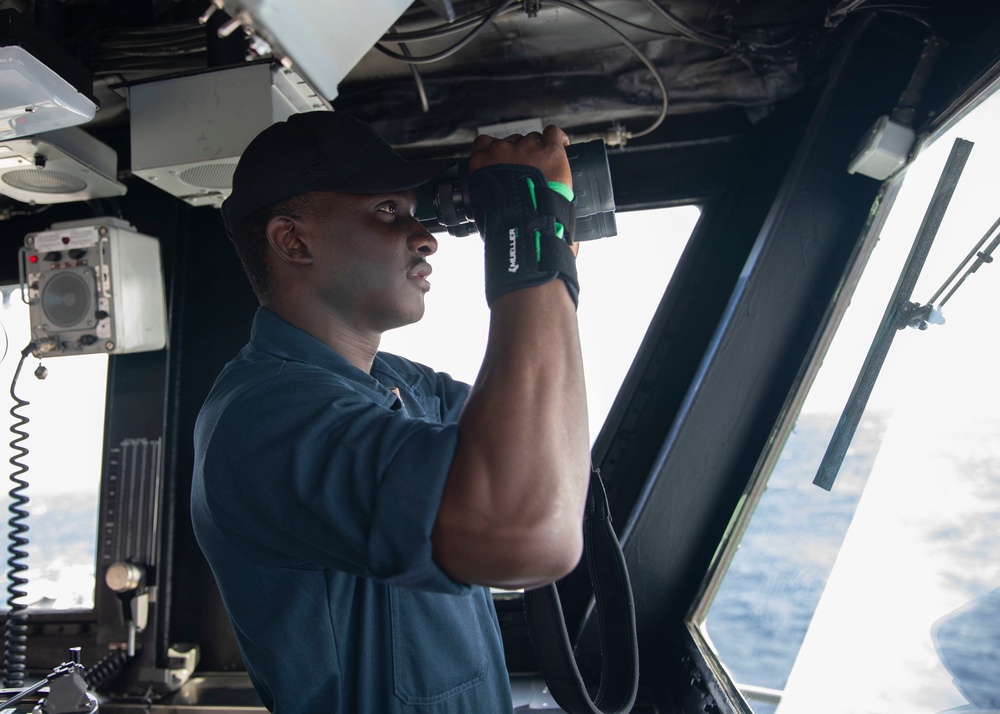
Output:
[
  {"xmin": 380, "ymin": 205, "xmax": 702, "ymax": 445},
  {"xmin": 695, "ymin": 86, "xmax": 1000, "ymax": 712},
  {"xmin": 0, "ymin": 284, "xmax": 108, "ymax": 612}
]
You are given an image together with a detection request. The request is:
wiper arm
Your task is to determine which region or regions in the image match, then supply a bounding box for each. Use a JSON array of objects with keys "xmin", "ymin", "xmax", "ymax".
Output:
[
  {"xmin": 813, "ymin": 137, "xmax": 974, "ymax": 491},
  {"xmin": 925, "ymin": 214, "xmax": 1000, "ymax": 312}
]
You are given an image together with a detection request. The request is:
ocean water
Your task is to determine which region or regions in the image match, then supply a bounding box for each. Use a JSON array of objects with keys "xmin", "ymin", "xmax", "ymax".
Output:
[
  {"xmin": 703, "ymin": 411, "xmax": 884, "ymax": 708},
  {"xmin": 704, "ymin": 408, "xmax": 1000, "ymax": 713}
]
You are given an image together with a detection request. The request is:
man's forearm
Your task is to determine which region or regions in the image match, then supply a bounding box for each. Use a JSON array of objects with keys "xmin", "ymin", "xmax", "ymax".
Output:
[{"xmin": 432, "ymin": 280, "xmax": 590, "ymax": 589}]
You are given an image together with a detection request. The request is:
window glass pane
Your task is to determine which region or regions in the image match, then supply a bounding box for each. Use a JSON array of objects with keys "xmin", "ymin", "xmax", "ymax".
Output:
[
  {"xmin": 699, "ymin": 86, "xmax": 1000, "ymax": 713},
  {"xmin": 0, "ymin": 285, "xmax": 106, "ymax": 611},
  {"xmin": 379, "ymin": 205, "xmax": 700, "ymax": 444}
]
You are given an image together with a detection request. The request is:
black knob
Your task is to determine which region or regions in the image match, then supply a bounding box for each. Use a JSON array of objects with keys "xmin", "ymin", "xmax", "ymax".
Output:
[
  {"xmin": 43, "ymin": 251, "xmax": 62, "ymax": 262},
  {"xmin": 95, "ymin": 310, "xmax": 109, "ymax": 321},
  {"xmin": 68, "ymin": 249, "xmax": 87, "ymax": 260}
]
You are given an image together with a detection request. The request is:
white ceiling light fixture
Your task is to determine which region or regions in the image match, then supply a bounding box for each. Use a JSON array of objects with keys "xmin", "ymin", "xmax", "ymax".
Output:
[
  {"xmin": 0, "ymin": 127, "xmax": 126, "ymax": 204},
  {"xmin": 0, "ymin": 9, "xmax": 98, "ymax": 140}
]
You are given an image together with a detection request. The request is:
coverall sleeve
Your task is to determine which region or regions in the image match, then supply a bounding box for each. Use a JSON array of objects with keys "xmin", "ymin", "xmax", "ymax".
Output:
[{"xmin": 197, "ymin": 360, "xmax": 468, "ymax": 594}]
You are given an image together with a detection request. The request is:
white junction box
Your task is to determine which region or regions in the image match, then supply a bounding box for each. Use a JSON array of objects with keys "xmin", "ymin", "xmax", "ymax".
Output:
[
  {"xmin": 219, "ymin": 0, "xmax": 413, "ymax": 101},
  {"xmin": 21, "ymin": 218, "xmax": 168, "ymax": 357},
  {"xmin": 847, "ymin": 115, "xmax": 917, "ymax": 180},
  {"xmin": 128, "ymin": 62, "xmax": 330, "ymax": 208}
]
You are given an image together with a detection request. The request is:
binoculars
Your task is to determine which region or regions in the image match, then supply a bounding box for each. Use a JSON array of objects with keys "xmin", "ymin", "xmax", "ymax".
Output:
[{"xmin": 422, "ymin": 139, "xmax": 617, "ymax": 241}]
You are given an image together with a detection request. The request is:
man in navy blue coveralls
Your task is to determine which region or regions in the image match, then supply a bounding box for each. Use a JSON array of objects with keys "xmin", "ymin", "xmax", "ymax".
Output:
[{"xmin": 191, "ymin": 112, "xmax": 590, "ymax": 713}]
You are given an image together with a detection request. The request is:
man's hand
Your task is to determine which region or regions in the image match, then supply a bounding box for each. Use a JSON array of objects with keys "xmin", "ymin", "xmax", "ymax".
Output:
[
  {"xmin": 468, "ymin": 125, "xmax": 573, "ymax": 189},
  {"xmin": 466, "ymin": 124, "xmax": 579, "ymax": 307}
]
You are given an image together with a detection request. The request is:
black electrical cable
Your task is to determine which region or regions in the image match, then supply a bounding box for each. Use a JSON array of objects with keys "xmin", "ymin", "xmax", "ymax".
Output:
[
  {"xmin": 640, "ymin": 0, "xmax": 734, "ymax": 52},
  {"xmin": 374, "ymin": 0, "xmax": 517, "ymax": 64},
  {"xmin": 98, "ymin": 35, "xmax": 204, "ymax": 49},
  {"xmin": 94, "ymin": 34, "xmax": 203, "ymax": 51},
  {"xmin": 563, "ymin": 0, "xmax": 686, "ymax": 39},
  {"xmin": 546, "ymin": 0, "xmax": 669, "ymax": 138},
  {"xmin": 102, "ymin": 21, "xmax": 204, "ymax": 36},
  {"xmin": 382, "ymin": 8, "xmax": 497, "ymax": 42},
  {"xmin": 85, "ymin": 23, "xmax": 206, "ymax": 74},
  {"xmin": 84, "ymin": 650, "xmax": 135, "ymax": 689},
  {"xmin": 391, "ymin": 26, "xmax": 431, "ymax": 113},
  {"xmin": 98, "ymin": 46, "xmax": 207, "ymax": 58},
  {"xmin": 565, "ymin": 0, "xmax": 801, "ymax": 53},
  {"xmin": 91, "ymin": 41, "xmax": 194, "ymax": 53},
  {"xmin": 386, "ymin": 0, "xmax": 795, "ymax": 54},
  {"xmin": 826, "ymin": 0, "xmax": 937, "ymax": 28},
  {"xmin": 0, "ymin": 204, "xmax": 51, "ymax": 223},
  {"xmin": 3, "ymin": 344, "xmax": 35, "ymax": 689},
  {"xmin": 375, "ymin": 0, "xmax": 669, "ymax": 138},
  {"xmin": 0, "ymin": 676, "xmax": 47, "ymax": 710},
  {"xmin": 857, "ymin": 7, "xmax": 934, "ymax": 29},
  {"xmin": 826, "ymin": 0, "xmax": 870, "ymax": 26}
]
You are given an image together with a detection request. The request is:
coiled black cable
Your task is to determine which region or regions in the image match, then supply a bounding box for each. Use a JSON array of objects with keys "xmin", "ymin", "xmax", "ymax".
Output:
[
  {"xmin": 84, "ymin": 649, "xmax": 134, "ymax": 690},
  {"xmin": 3, "ymin": 344, "xmax": 35, "ymax": 688}
]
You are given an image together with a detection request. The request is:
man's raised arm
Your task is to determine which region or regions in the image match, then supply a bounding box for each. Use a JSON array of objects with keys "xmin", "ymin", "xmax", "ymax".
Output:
[{"xmin": 431, "ymin": 125, "xmax": 591, "ymax": 589}]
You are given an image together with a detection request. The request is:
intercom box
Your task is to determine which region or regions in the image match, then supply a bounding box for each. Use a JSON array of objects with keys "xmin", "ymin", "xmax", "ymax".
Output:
[{"xmin": 21, "ymin": 217, "xmax": 168, "ymax": 357}]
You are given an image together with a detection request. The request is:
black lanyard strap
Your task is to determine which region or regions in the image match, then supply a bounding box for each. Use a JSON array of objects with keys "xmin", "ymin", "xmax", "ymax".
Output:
[{"xmin": 523, "ymin": 467, "xmax": 639, "ymax": 713}]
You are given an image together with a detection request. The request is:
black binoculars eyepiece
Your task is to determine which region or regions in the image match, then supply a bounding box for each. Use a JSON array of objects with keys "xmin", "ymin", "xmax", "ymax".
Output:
[{"xmin": 424, "ymin": 139, "xmax": 617, "ymax": 241}]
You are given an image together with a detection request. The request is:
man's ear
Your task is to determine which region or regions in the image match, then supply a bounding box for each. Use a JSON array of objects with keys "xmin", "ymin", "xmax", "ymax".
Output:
[{"xmin": 265, "ymin": 215, "xmax": 312, "ymax": 265}]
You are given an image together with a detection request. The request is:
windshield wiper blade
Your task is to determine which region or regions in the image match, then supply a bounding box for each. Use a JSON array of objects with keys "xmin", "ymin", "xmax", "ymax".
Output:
[{"xmin": 813, "ymin": 136, "xmax": 974, "ymax": 491}]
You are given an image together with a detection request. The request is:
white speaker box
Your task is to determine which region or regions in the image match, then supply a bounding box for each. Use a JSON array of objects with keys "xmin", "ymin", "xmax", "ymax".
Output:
[
  {"xmin": 20, "ymin": 218, "xmax": 168, "ymax": 357},
  {"xmin": 0, "ymin": 126, "xmax": 126, "ymax": 204},
  {"xmin": 128, "ymin": 62, "xmax": 329, "ymax": 208}
]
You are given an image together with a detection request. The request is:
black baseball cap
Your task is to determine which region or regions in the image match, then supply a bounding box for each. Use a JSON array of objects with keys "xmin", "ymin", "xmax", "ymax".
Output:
[{"xmin": 221, "ymin": 111, "xmax": 456, "ymax": 233}]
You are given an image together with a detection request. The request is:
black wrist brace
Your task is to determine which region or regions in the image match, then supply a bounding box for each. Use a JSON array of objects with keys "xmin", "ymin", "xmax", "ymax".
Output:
[{"xmin": 469, "ymin": 164, "xmax": 579, "ymax": 307}]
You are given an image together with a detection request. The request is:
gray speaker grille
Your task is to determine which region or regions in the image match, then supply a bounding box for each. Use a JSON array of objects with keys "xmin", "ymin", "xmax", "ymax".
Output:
[
  {"xmin": 179, "ymin": 163, "xmax": 236, "ymax": 189},
  {"xmin": 42, "ymin": 271, "xmax": 93, "ymax": 328},
  {"xmin": 3, "ymin": 169, "xmax": 88, "ymax": 194}
]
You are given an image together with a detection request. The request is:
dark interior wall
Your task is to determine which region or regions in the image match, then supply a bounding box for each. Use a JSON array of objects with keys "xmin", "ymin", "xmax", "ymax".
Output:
[
  {"xmin": 163, "ymin": 199, "xmax": 258, "ymax": 670},
  {"xmin": 637, "ymin": 11, "xmax": 1000, "ymax": 713}
]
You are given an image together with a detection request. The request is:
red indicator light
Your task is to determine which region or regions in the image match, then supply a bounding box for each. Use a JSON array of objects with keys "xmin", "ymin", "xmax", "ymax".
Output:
[
  {"xmin": 28, "ymin": 255, "xmax": 38, "ymax": 263},
  {"xmin": 61, "ymin": 236, "xmax": 70, "ymax": 244}
]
